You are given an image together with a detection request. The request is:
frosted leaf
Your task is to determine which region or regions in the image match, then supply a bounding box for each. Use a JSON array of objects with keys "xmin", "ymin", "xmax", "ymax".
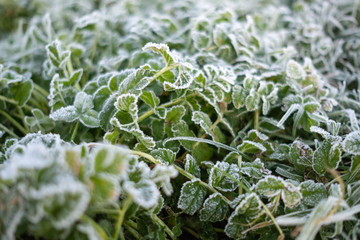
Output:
[
  {"xmin": 0, "ymin": 131, "xmax": 3, "ymax": 138},
  {"xmin": 151, "ymin": 148, "xmax": 176, "ymax": 165},
  {"xmin": 143, "ymin": 42, "xmax": 177, "ymax": 66},
  {"xmin": 225, "ymin": 193, "xmax": 262, "ymax": 239},
  {"xmin": 286, "ymin": 60, "xmax": 305, "ymax": 80},
  {"xmin": 200, "ymin": 193, "xmax": 229, "ymax": 222},
  {"xmin": 46, "ymin": 40, "xmax": 71, "ymax": 69},
  {"xmin": 73, "ymin": 92, "xmax": 94, "ymax": 112},
  {"xmin": 240, "ymin": 158, "xmax": 269, "ymax": 179},
  {"xmin": 310, "ymin": 126, "xmax": 330, "ymax": 137},
  {"xmin": 245, "ymin": 129, "xmax": 269, "ymax": 142},
  {"xmin": 313, "ymin": 137, "xmax": 342, "ymax": 175},
  {"xmin": 281, "ymin": 182, "xmax": 302, "ymax": 208},
  {"xmin": 300, "ymin": 180, "xmax": 327, "ymax": 207},
  {"xmin": 184, "ymin": 154, "xmax": 201, "ymax": 178},
  {"xmin": 80, "ymin": 110, "xmax": 100, "ymax": 128},
  {"xmin": 192, "ymin": 111, "xmax": 213, "ymax": 136},
  {"xmin": 115, "ymin": 93, "xmax": 138, "ymax": 119},
  {"xmin": 28, "ymin": 175, "xmax": 90, "ymax": 230},
  {"xmin": 237, "ymin": 140, "xmax": 266, "ymax": 154},
  {"xmin": 110, "ymin": 123, "xmax": 155, "ymax": 149},
  {"xmin": 124, "ymin": 179, "xmax": 160, "ymax": 209},
  {"xmin": 209, "ymin": 162, "xmax": 239, "ymax": 192},
  {"xmin": 166, "ymin": 105, "xmax": 186, "ymax": 123},
  {"xmin": 50, "ymin": 106, "xmax": 78, "ymax": 122},
  {"xmin": 256, "ymin": 176, "xmax": 285, "ymax": 197},
  {"xmin": 150, "ymin": 165, "xmax": 178, "ymax": 196},
  {"xmin": 343, "ymin": 131, "xmax": 360, "ymax": 155},
  {"xmin": 178, "ymin": 179, "xmax": 207, "ymax": 215},
  {"xmin": 245, "ymin": 89, "xmax": 260, "ymax": 111},
  {"xmin": 346, "ymin": 109, "xmax": 359, "ymax": 131}
]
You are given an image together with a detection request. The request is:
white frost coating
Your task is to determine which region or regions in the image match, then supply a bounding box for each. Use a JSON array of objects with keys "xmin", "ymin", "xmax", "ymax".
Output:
[
  {"xmin": 286, "ymin": 60, "xmax": 305, "ymax": 80},
  {"xmin": 2, "ymin": 203, "xmax": 24, "ymax": 240},
  {"xmin": 255, "ymin": 175, "xmax": 285, "ymax": 197},
  {"xmin": 346, "ymin": 109, "xmax": 359, "ymax": 131},
  {"xmin": 124, "ymin": 180, "xmax": 160, "ymax": 209},
  {"xmin": 151, "ymin": 148, "xmax": 176, "ymax": 165},
  {"xmin": 310, "ymin": 126, "xmax": 330, "ymax": 137},
  {"xmin": 28, "ymin": 175, "xmax": 90, "ymax": 230}
]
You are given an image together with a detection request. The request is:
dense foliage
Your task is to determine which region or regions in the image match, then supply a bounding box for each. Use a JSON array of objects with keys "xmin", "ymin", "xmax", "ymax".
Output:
[{"xmin": 1, "ymin": 0, "xmax": 360, "ymax": 239}]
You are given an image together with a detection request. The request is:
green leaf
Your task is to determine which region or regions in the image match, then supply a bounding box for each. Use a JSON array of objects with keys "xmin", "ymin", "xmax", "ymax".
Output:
[
  {"xmin": 140, "ymin": 91, "xmax": 160, "ymax": 108},
  {"xmin": 286, "ymin": 60, "xmax": 305, "ymax": 80},
  {"xmin": 300, "ymin": 180, "xmax": 327, "ymax": 207},
  {"xmin": 178, "ymin": 179, "xmax": 207, "ymax": 215},
  {"xmin": 165, "ymin": 105, "xmax": 186, "ymax": 123},
  {"xmin": 209, "ymin": 162, "xmax": 239, "ymax": 192},
  {"xmin": 46, "ymin": 40, "xmax": 71, "ymax": 69},
  {"xmin": 240, "ymin": 158, "xmax": 268, "ymax": 179},
  {"xmin": 143, "ymin": 42, "xmax": 176, "ymax": 66},
  {"xmin": 192, "ymin": 111, "xmax": 213, "ymax": 136},
  {"xmin": 343, "ymin": 131, "xmax": 360, "ymax": 155},
  {"xmin": 232, "ymin": 85, "xmax": 247, "ymax": 109},
  {"xmin": 184, "ymin": 154, "xmax": 201, "ymax": 178},
  {"xmin": 124, "ymin": 180, "xmax": 160, "ymax": 209},
  {"xmin": 200, "ymin": 193, "xmax": 229, "ymax": 222},
  {"xmin": 312, "ymin": 137, "xmax": 342, "ymax": 175},
  {"xmin": 256, "ymin": 176, "xmax": 285, "ymax": 197},
  {"xmin": 151, "ymin": 148, "xmax": 176, "ymax": 165},
  {"xmin": 225, "ymin": 193, "xmax": 262, "ymax": 239}
]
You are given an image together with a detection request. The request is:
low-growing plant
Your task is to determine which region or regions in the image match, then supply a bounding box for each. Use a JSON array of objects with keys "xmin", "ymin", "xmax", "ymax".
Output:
[{"xmin": 1, "ymin": 0, "xmax": 360, "ymax": 239}]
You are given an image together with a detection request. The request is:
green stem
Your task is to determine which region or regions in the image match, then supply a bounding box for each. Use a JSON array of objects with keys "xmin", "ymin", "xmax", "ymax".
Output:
[
  {"xmin": 124, "ymin": 223, "xmax": 142, "ymax": 239},
  {"xmin": 81, "ymin": 215, "xmax": 109, "ymax": 240},
  {"xmin": 70, "ymin": 121, "xmax": 80, "ymax": 142},
  {"xmin": 113, "ymin": 196, "xmax": 133, "ymax": 240},
  {"xmin": 184, "ymin": 227, "xmax": 200, "ymax": 239},
  {"xmin": 152, "ymin": 214, "xmax": 177, "ymax": 240},
  {"xmin": 33, "ymin": 83, "xmax": 49, "ymax": 97},
  {"xmin": 137, "ymin": 97, "xmax": 184, "ymax": 123},
  {"xmin": 0, "ymin": 95, "xmax": 33, "ymax": 112},
  {"xmin": 17, "ymin": 107, "xmax": 29, "ymax": 132},
  {"xmin": 0, "ymin": 122, "xmax": 19, "ymax": 138},
  {"xmin": 254, "ymin": 109, "xmax": 259, "ymax": 130},
  {"xmin": 151, "ymin": 64, "xmax": 179, "ymax": 83},
  {"xmin": 0, "ymin": 109, "xmax": 27, "ymax": 135}
]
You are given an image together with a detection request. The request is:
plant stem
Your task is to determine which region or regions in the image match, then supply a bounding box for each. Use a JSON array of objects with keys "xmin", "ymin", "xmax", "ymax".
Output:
[
  {"xmin": 152, "ymin": 214, "xmax": 177, "ymax": 240},
  {"xmin": 124, "ymin": 223, "xmax": 142, "ymax": 239},
  {"xmin": 70, "ymin": 121, "xmax": 80, "ymax": 142},
  {"xmin": 0, "ymin": 95, "xmax": 33, "ymax": 111},
  {"xmin": 254, "ymin": 109, "xmax": 259, "ymax": 130},
  {"xmin": 0, "ymin": 122, "xmax": 19, "ymax": 138},
  {"xmin": 33, "ymin": 83, "xmax": 49, "ymax": 97},
  {"xmin": 137, "ymin": 97, "xmax": 183, "ymax": 123},
  {"xmin": 0, "ymin": 109, "xmax": 27, "ymax": 135},
  {"xmin": 113, "ymin": 196, "xmax": 133, "ymax": 240}
]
